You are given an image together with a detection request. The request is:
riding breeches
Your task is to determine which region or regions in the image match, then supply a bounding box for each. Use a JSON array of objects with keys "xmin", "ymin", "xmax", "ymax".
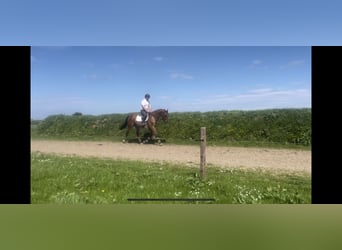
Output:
[{"xmin": 141, "ymin": 110, "xmax": 147, "ymax": 121}]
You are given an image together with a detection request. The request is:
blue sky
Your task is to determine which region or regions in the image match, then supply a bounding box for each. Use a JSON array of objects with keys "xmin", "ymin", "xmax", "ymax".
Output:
[
  {"xmin": 1, "ymin": 0, "xmax": 341, "ymax": 45},
  {"xmin": 4, "ymin": 0, "xmax": 336, "ymax": 119},
  {"xmin": 31, "ymin": 46, "xmax": 311, "ymax": 119}
]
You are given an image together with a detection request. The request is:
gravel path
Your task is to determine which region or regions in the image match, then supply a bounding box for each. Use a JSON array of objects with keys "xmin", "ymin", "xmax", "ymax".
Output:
[{"xmin": 31, "ymin": 140, "xmax": 311, "ymax": 174}]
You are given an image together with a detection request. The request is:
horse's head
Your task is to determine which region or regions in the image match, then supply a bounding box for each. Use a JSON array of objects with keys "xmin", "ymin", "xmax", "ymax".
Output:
[
  {"xmin": 160, "ymin": 109, "xmax": 169, "ymax": 122},
  {"xmin": 152, "ymin": 109, "xmax": 169, "ymax": 123}
]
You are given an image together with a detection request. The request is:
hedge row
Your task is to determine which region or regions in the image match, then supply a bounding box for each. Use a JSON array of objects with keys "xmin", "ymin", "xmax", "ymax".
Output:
[{"xmin": 33, "ymin": 108, "xmax": 311, "ymax": 146}]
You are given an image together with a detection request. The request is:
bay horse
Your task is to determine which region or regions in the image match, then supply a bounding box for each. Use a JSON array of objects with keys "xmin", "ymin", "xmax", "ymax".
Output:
[{"xmin": 119, "ymin": 109, "xmax": 169, "ymax": 143}]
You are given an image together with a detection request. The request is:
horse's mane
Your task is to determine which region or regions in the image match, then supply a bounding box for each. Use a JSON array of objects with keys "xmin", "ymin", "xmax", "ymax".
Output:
[
  {"xmin": 152, "ymin": 108, "xmax": 168, "ymax": 114},
  {"xmin": 153, "ymin": 108, "xmax": 167, "ymax": 112}
]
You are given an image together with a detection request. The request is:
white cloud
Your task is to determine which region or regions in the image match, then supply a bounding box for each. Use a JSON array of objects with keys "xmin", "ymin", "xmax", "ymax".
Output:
[
  {"xmin": 157, "ymin": 95, "xmax": 171, "ymax": 100},
  {"xmin": 109, "ymin": 63, "xmax": 120, "ymax": 69},
  {"xmin": 82, "ymin": 74, "xmax": 112, "ymax": 81},
  {"xmin": 175, "ymin": 88, "xmax": 311, "ymax": 111},
  {"xmin": 83, "ymin": 74, "xmax": 98, "ymax": 80},
  {"xmin": 153, "ymin": 57, "xmax": 164, "ymax": 61},
  {"xmin": 32, "ymin": 96, "xmax": 90, "ymax": 105},
  {"xmin": 248, "ymin": 59, "xmax": 267, "ymax": 69},
  {"xmin": 281, "ymin": 60, "xmax": 305, "ymax": 69},
  {"xmin": 81, "ymin": 62, "xmax": 95, "ymax": 68},
  {"xmin": 170, "ymin": 73, "xmax": 194, "ymax": 80},
  {"xmin": 31, "ymin": 96, "xmax": 95, "ymax": 119},
  {"xmin": 252, "ymin": 60, "xmax": 262, "ymax": 65},
  {"xmin": 249, "ymin": 88, "xmax": 273, "ymax": 93}
]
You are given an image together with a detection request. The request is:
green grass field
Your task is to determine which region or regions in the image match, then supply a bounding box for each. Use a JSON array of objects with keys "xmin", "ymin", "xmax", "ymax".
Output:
[{"xmin": 31, "ymin": 152, "xmax": 311, "ymax": 204}]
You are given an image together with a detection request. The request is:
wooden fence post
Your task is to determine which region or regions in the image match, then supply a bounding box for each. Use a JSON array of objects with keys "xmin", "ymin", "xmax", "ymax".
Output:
[{"xmin": 200, "ymin": 127, "xmax": 206, "ymax": 179}]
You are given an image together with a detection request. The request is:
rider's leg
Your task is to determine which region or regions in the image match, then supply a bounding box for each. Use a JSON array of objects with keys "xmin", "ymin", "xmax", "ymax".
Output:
[{"xmin": 141, "ymin": 110, "xmax": 147, "ymax": 124}]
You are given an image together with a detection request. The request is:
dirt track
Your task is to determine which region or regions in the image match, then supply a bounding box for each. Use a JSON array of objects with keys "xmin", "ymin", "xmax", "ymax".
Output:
[{"xmin": 31, "ymin": 140, "xmax": 311, "ymax": 174}]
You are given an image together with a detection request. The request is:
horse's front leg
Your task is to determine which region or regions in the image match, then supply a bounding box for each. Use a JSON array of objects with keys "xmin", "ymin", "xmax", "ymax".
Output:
[
  {"xmin": 149, "ymin": 126, "xmax": 157, "ymax": 140},
  {"xmin": 135, "ymin": 127, "xmax": 142, "ymax": 143}
]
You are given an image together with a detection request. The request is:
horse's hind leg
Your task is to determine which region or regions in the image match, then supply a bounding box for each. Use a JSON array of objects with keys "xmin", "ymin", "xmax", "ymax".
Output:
[{"xmin": 122, "ymin": 126, "xmax": 131, "ymax": 143}]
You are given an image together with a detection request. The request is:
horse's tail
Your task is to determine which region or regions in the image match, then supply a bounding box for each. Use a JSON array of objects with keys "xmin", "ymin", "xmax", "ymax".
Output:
[{"xmin": 119, "ymin": 116, "xmax": 129, "ymax": 130}]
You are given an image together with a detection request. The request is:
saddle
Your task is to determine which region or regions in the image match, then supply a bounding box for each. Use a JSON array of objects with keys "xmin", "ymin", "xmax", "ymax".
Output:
[{"xmin": 135, "ymin": 113, "xmax": 149, "ymax": 122}]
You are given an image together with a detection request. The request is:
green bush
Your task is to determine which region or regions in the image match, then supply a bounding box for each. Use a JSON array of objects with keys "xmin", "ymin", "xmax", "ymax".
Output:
[{"xmin": 33, "ymin": 108, "xmax": 311, "ymax": 146}]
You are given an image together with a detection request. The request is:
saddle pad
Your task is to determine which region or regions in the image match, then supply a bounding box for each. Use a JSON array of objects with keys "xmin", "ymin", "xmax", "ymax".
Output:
[{"xmin": 136, "ymin": 114, "xmax": 149, "ymax": 122}]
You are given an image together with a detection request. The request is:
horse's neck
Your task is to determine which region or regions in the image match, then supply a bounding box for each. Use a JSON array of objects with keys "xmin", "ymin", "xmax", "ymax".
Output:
[{"xmin": 152, "ymin": 109, "xmax": 162, "ymax": 121}]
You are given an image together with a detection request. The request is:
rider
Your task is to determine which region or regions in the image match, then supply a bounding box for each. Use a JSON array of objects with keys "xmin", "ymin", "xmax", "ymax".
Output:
[{"xmin": 141, "ymin": 93, "xmax": 152, "ymax": 125}]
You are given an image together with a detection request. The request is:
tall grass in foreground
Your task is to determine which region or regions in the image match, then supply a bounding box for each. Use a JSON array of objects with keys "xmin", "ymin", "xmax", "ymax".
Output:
[{"xmin": 31, "ymin": 152, "xmax": 311, "ymax": 204}]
